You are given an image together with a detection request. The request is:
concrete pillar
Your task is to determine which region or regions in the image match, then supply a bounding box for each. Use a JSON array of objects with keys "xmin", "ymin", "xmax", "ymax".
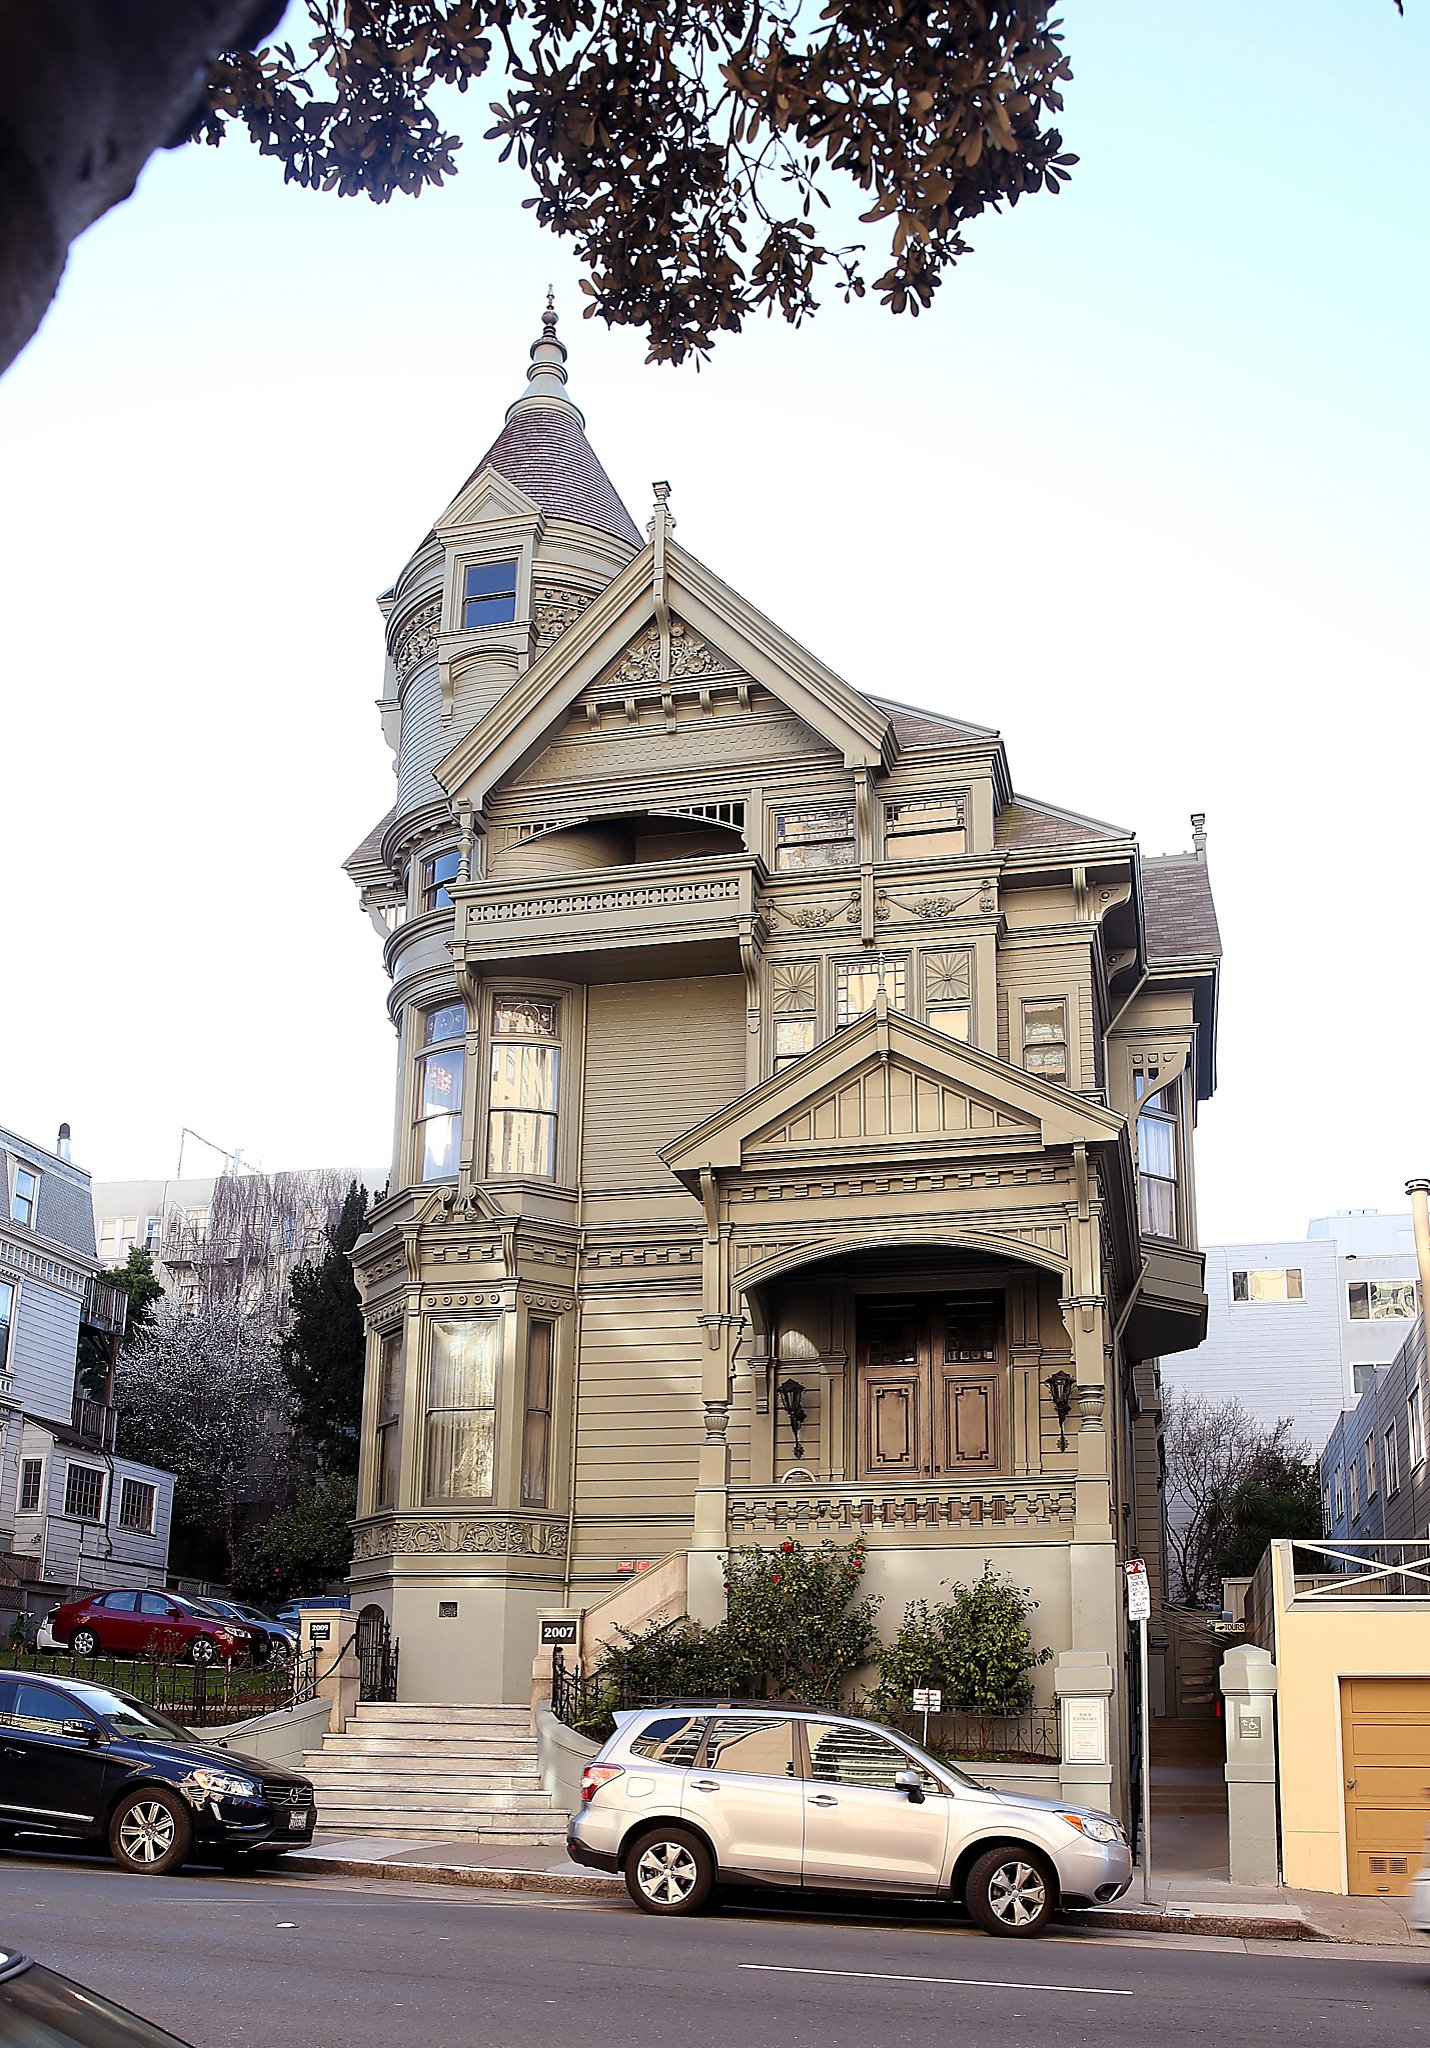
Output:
[
  {"xmin": 300, "ymin": 1606, "xmax": 359, "ymax": 1736},
  {"xmin": 530, "ymin": 1607, "xmax": 583, "ymax": 1723},
  {"xmin": 1220, "ymin": 1643, "xmax": 1280, "ymax": 1885},
  {"xmin": 1055, "ymin": 1648, "xmax": 1115, "ymax": 1817}
]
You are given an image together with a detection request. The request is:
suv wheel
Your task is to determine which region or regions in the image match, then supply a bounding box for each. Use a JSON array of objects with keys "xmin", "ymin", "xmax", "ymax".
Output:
[
  {"xmin": 964, "ymin": 1845, "xmax": 1056, "ymax": 1937},
  {"xmin": 110, "ymin": 1789, "xmax": 193, "ymax": 1876},
  {"xmin": 70, "ymin": 1627, "xmax": 99, "ymax": 1657},
  {"xmin": 189, "ymin": 1635, "xmax": 219, "ymax": 1665},
  {"xmin": 625, "ymin": 1826, "xmax": 715, "ymax": 1915}
]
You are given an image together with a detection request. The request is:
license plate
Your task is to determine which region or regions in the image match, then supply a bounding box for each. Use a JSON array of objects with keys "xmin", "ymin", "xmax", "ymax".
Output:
[{"xmin": 288, "ymin": 1808, "xmax": 311, "ymax": 1831}]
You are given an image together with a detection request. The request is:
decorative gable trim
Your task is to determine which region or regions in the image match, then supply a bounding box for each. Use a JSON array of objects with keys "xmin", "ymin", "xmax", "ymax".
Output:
[
  {"xmin": 750, "ymin": 1058, "xmax": 1037, "ymax": 1151},
  {"xmin": 436, "ymin": 466, "xmax": 544, "ymax": 539}
]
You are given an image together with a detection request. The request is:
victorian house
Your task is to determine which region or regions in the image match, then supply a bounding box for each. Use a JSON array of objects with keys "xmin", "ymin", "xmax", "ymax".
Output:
[{"xmin": 345, "ymin": 310, "xmax": 1221, "ymax": 1805}]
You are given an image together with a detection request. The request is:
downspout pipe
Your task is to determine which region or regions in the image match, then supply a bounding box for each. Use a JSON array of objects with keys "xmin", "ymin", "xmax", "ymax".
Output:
[{"xmin": 1406, "ymin": 1179, "xmax": 1430, "ymax": 1316}]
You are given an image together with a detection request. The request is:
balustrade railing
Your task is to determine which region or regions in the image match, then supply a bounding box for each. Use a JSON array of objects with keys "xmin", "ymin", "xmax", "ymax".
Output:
[{"xmin": 727, "ymin": 1478, "xmax": 1075, "ymax": 1537}]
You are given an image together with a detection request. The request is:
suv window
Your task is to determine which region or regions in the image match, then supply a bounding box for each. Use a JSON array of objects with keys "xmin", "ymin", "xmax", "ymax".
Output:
[
  {"xmin": 804, "ymin": 1721, "xmax": 942, "ymax": 1794},
  {"xmin": 703, "ymin": 1716, "xmax": 797, "ymax": 1778},
  {"xmin": 11, "ymin": 1683, "xmax": 76, "ymax": 1733},
  {"xmin": 628, "ymin": 1715, "xmax": 707, "ymax": 1767}
]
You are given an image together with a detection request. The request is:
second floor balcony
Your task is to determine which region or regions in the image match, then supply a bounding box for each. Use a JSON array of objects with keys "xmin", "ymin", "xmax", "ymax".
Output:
[
  {"xmin": 72, "ymin": 1394, "xmax": 119, "ymax": 1450},
  {"xmin": 450, "ymin": 848, "xmax": 766, "ymax": 983}
]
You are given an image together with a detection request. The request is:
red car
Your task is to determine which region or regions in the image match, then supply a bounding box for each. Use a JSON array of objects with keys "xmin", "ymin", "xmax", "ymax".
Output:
[{"xmin": 54, "ymin": 1589, "xmax": 257, "ymax": 1665}]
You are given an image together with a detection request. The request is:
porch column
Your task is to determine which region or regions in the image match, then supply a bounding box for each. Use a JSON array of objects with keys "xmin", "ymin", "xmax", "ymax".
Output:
[{"xmin": 692, "ymin": 1312, "xmax": 744, "ymax": 1600}]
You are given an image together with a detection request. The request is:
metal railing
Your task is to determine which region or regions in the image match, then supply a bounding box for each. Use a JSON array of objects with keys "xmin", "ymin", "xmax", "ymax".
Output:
[
  {"xmin": 895, "ymin": 1707, "xmax": 1060, "ymax": 1764},
  {"xmin": 70, "ymin": 1395, "xmax": 118, "ymax": 1449},
  {"xmin": 1288, "ymin": 1539, "xmax": 1430, "ymax": 1600},
  {"xmin": 3, "ymin": 1646, "xmax": 318, "ymax": 1727}
]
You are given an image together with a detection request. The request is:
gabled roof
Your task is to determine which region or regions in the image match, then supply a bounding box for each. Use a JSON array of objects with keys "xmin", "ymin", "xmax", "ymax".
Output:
[
  {"xmin": 436, "ymin": 532, "xmax": 895, "ymax": 810},
  {"xmin": 1143, "ymin": 855, "xmax": 1222, "ymax": 962},
  {"xmin": 996, "ymin": 795, "xmax": 1132, "ymax": 850},
  {"xmin": 660, "ymin": 999, "xmax": 1123, "ymax": 1188},
  {"xmin": 869, "ymin": 696, "xmax": 998, "ymax": 747}
]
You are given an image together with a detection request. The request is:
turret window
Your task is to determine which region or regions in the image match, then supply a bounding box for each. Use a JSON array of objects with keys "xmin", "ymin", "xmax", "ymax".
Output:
[
  {"xmin": 487, "ymin": 997, "xmax": 561, "ymax": 1178},
  {"xmin": 416, "ymin": 1002, "xmax": 466, "ymax": 1182},
  {"xmin": 1134, "ymin": 1064, "xmax": 1179, "ymax": 1240},
  {"xmin": 463, "ymin": 559, "xmax": 518, "ymax": 628},
  {"xmin": 421, "ymin": 849, "xmax": 460, "ymax": 913},
  {"xmin": 374, "ymin": 1328, "xmax": 403, "ymax": 1510}
]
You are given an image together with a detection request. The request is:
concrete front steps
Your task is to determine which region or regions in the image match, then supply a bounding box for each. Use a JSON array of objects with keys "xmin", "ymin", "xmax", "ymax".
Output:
[{"xmin": 301, "ymin": 1703, "xmax": 569, "ymax": 1846}]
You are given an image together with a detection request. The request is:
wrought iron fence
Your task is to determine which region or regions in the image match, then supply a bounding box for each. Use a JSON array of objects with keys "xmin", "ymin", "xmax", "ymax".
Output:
[
  {"xmin": 550, "ymin": 1647, "xmax": 864, "ymax": 1740},
  {"xmin": 3, "ymin": 1647, "xmax": 315, "ymax": 1727},
  {"xmin": 356, "ymin": 1611, "xmax": 399, "ymax": 1702},
  {"xmin": 896, "ymin": 1707, "xmax": 1061, "ymax": 1765}
]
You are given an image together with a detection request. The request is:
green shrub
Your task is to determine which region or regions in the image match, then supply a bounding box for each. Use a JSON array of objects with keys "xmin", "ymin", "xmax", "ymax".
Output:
[
  {"xmin": 717, "ymin": 1536, "xmax": 879, "ymax": 1703},
  {"xmin": 868, "ymin": 1564, "xmax": 1051, "ymax": 1719}
]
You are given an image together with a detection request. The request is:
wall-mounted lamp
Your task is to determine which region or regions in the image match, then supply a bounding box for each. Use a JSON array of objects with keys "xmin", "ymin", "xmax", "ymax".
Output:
[
  {"xmin": 777, "ymin": 1378, "xmax": 808, "ymax": 1460},
  {"xmin": 1045, "ymin": 1370, "xmax": 1075, "ymax": 1453}
]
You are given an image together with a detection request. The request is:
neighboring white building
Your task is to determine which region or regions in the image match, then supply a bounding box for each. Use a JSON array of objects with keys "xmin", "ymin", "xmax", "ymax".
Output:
[
  {"xmin": 1161, "ymin": 1212, "xmax": 1420, "ymax": 1457},
  {"xmin": 1, "ymin": 1123, "xmax": 176, "ymax": 1617}
]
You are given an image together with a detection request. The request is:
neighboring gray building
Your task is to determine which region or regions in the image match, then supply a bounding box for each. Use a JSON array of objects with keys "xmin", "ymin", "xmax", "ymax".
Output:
[
  {"xmin": 1320, "ymin": 1314, "xmax": 1429, "ymax": 1545},
  {"xmin": 1, "ymin": 1123, "xmax": 176, "ymax": 1617},
  {"xmin": 1161, "ymin": 1212, "xmax": 1420, "ymax": 1457}
]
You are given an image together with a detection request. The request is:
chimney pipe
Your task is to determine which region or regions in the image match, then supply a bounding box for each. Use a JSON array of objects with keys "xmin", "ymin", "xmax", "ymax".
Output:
[
  {"xmin": 1407, "ymin": 1179, "xmax": 1430, "ymax": 1318},
  {"xmin": 57, "ymin": 1122, "xmax": 72, "ymax": 1163}
]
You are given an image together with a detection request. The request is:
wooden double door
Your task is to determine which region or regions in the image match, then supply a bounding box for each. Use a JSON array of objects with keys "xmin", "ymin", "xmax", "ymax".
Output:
[{"xmin": 858, "ymin": 1293, "xmax": 1003, "ymax": 1480}]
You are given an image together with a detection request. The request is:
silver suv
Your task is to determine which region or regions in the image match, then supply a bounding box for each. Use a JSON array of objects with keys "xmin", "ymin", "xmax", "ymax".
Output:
[{"xmin": 567, "ymin": 1704, "xmax": 1131, "ymax": 1936}]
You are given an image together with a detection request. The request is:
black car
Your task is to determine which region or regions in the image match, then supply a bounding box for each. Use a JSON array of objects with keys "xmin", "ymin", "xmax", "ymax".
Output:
[
  {"xmin": 194, "ymin": 1598, "xmax": 297, "ymax": 1665},
  {"xmin": 0, "ymin": 1947, "xmax": 194, "ymax": 2045},
  {"xmin": 0, "ymin": 1672, "xmax": 316, "ymax": 1874}
]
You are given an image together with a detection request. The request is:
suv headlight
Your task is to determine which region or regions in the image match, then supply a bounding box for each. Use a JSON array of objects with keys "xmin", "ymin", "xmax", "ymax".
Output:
[
  {"xmin": 1059, "ymin": 1812, "xmax": 1124, "ymax": 1844},
  {"xmin": 188, "ymin": 1768, "xmax": 261, "ymax": 1802}
]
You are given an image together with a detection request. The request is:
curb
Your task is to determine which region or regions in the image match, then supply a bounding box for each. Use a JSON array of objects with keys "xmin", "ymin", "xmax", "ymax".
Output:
[{"xmin": 289, "ymin": 1855, "xmax": 1317, "ymax": 1938}]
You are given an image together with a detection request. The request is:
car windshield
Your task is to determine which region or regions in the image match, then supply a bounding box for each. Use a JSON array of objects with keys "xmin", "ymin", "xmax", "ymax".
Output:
[
  {"xmin": 195, "ymin": 1600, "xmax": 237, "ymax": 1619},
  {"xmin": 64, "ymin": 1683, "xmax": 197, "ymax": 1746},
  {"xmin": 884, "ymin": 1727, "xmax": 986, "ymax": 1792}
]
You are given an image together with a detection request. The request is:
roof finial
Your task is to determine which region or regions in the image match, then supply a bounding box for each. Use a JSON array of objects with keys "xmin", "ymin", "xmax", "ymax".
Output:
[
  {"xmin": 505, "ymin": 293, "xmax": 583, "ymax": 425},
  {"xmin": 543, "ymin": 286, "xmax": 557, "ymax": 339}
]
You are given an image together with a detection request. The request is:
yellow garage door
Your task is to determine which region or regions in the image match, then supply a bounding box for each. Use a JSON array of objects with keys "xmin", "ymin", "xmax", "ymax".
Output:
[{"xmin": 1340, "ymin": 1677, "xmax": 1430, "ymax": 1896}]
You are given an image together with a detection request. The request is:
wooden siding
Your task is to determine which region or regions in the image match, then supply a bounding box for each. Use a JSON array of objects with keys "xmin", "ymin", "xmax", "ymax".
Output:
[
  {"xmin": 581, "ymin": 976, "xmax": 747, "ymax": 1192},
  {"xmin": 571, "ymin": 1290, "xmax": 705, "ymax": 1572}
]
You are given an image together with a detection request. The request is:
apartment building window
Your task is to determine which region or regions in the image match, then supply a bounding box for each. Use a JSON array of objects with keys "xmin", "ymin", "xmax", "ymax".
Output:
[
  {"xmin": 118, "ymin": 1478, "xmax": 156, "ymax": 1534},
  {"xmin": 462, "ymin": 559, "xmax": 518, "ymax": 628},
  {"xmin": 1321, "ymin": 1482, "xmax": 1332, "ymax": 1533},
  {"xmin": 1349, "ymin": 1459, "xmax": 1360, "ymax": 1521},
  {"xmin": 1135, "ymin": 1068, "xmax": 1178, "ymax": 1240},
  {"xmin": 0, "ymin": 1277, "xmax": 12, "ymax": 1373},
  {"xmin": 416, "ymin": 1001, "xmax": 466, "ymax": 1182},
  {"xmin": 1365, "ymin": 1436, "xmax": 1378, "ymax": 1500},
  {"xmin": 374, "ymin": 1328, "xmax": 403, "ymax": 1511},
  {"xmin": 1022, "ymin": 1000, "xmax": 1069, "ymax": 1085},
  {"xmin": 522, "ymin": 1319, "xmax": 555, "ymax": 1507},
  {"xmin": 144, "ymin": 1218, "xmax": 162, "ymax": 1252},
  {"xmin": 487, "ymin": 997, "xmax": 560, "ymax": 1177},
  {"xmin": 64, "ymin": 1463, "xmax": 105, "ymax": 1522},
  {"xmin": 421, "ymin": 848, "xmax": 461, "ymax": 913},
  {"xmin": 1352, "ymin": 1362, "xmax": 1376, "ymax": 1397},
  {"xmin": 1348, "ymin": 1280, "xmax": 1417, "ymax": 1320},
  {"xmin": 1384, "ymin": 1422, "xmax": 1401, "ymax": 1496},
  {"xmin": 884, "ymin": 795, "xmax": 967, "ymax": 859},
  {"xmin": 1333, "ymin": 1463, "xmax": 1344, "ymax": 1519},
  {"xmin": 1232, "ymin": 1268, "xmax": 1304, "ymax": 1303},
  {"xmin": 773, "ymin": 809, "xmax": 855, "ymax": 872},
  {"xmin": 12, "ymin": 1166, "xmax": 37, "ymax": 1228},
  {"xmin": 835, "ymin": 956, "xmax": 907, "ymax": 1028},
  {"xmin": 424, "ymin": 1317, "xmax": 499, "ymax": 1503},
  {"xmin": 1409, "ymin": 1381, "xmax": 1425, "ymax": 1467},
  {"xmin": 18, "ymin": 1457, "xmax": 42, "ymax": 1514}
]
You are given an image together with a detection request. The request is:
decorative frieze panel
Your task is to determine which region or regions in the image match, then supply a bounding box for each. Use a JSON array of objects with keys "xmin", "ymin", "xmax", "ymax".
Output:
[
  {"xmin": 729, "ymin": 1168, "xmax": 1066, "ymax": 1203},
  {"xmin": 533, "ymin": 584, "xmax": 595, "ymax": 649},
  {"xmin": 391, "ymin": 600, "xmax": 440, "ymax": 680},
  {"xmin": 923, "ymin": 951, "xmax": 973, "ymax": 1003},
  {"xmin": 583, "ymin": 1244, "xmax": 700, "ymax": 1269},
  {"xmin": 352, "ymin": 1516, "xmax": 569, "ymax": 1561},
  {"xmin": 608, "ymin": 619, "xmax": 736, "ymax": 685},
  {"xmin": 727, "ymin": 1483, "xmax": 1075, "ymax": 1536},
  {"xmin": 771, "ymin": 961, "xmax": 818, "ymax": 1011}
]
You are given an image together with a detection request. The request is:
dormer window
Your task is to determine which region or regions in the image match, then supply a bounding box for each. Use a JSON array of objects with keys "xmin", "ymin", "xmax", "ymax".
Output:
[
  {"xmin": 421, "ymin": 848, "xmax": 461, "ymax": 913},
  {"xmin": 463, "ymin": 559, "xmax": 518, "ymax": 628},
  {"xmin": 1134, "ymin": 1064, "xmax": 1180, "ymax": 1240},
  {"xmin": 11, "ymin": 1167, "xmax": 37, "ymax": 1228},
  {"xmin": 774, "ymin": 809, "xmax": 855, "ymax": 871}
]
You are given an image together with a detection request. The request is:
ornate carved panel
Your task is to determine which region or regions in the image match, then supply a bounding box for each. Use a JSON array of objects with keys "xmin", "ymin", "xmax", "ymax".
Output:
[
  {"xmin": 352, "ymin": 1516, "xmax": 569, "ymax": 1561},
  {"xmin": 752, "ymin": 1060, "xmax": 1038, "ymax": 1148},
  {"xmin": 533, "ymin": 584, "xmax": 595, "ymax": 649},
  {"xmin": 391, "ymin": 600, "xmax": 440, "ymax": 680}
]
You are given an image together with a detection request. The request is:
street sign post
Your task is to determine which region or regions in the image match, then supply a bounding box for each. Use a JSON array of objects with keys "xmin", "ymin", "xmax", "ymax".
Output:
[
  {"xmin": 912, "ymin": 1686, "xmax": 942, "ymax": 1747},
  {"xmin": 1125, "ymin": 1559, "xmax": 1152, "ymax": 1904}
]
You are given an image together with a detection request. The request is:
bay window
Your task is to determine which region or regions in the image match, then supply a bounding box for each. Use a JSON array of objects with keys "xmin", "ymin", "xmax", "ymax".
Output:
[
  {"xmin": 421, "ymin": 848, "xmax": 460, "ymax": 913},
  {"xmin": 1022, "ymin": 999, "xmax": 1069, "ymax": 1084},
  {"xmin": 415, "ymin": 1002, "xmax": 466, "ymax": 1182},
  {"xmin": 1135, "ymin": 1064, "xmax": 1179, "ymax": 1240},
  {"xmin": 487, "ymin": 996, "xmax": 560, "ymax": 1177},
  {"xmin": 424, "ymin": 1317, "xmax": 499, "ymax": 1503},
  {"xmin": 523, "ymin": 1319, "xmax": 555, "ymax": 1507},
  {"xmin": 774, "ymin": 809, "xmax": 855, "ymax": 871}
]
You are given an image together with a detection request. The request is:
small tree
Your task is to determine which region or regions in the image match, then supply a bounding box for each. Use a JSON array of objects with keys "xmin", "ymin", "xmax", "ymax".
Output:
[
  {"xmin": 869, "ymin": 1566, "xmax": 1051, "ymax": 1719},
  {"xmin": 115, "ymin": 1297, "xmax": 293, "ymax": 1577},
  {"xmin": 1163, "ymin": 1390, "xmax": 1315, "ymax": 1607},
  {"xmin": 280, "ymin": 1181, "xmax": 368, "ymax": 1477},
  {"xmin": 231, "ymin": 1473, "xmax": 358, "ymax": 1605},
  {"xmin": 1210, "ymin": 1444, "xmax": 1323, "ymax": 1583}
]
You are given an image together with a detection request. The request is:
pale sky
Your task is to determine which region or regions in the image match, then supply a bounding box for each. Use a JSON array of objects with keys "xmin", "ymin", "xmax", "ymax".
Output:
[{"xmin": 1, "ymin": 2, "xmax": 1425, "ymax": 1241}]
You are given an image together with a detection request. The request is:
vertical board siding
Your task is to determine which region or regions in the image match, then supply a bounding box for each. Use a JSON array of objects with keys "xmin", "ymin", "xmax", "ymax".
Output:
[
  {"xmin": 573, "ymin": 1293, "xmax": 705, "ymax": 1558},
  {"xmin": 581, "ymin": 977, "xmax": 748, "ymax": 1191}
]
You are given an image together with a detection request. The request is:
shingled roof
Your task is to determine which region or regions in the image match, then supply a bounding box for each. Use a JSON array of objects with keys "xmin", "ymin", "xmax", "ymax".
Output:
[
  {"xmin": 869, "ymin": 696, "xmax": 997, "ymax": 747},
  {"xmin": 1143, "ymin": 855, "xmax": 1222, "ymax": 962},
  {"xmin": 343, "ymin": 808, "xmax": 395, "ymax": 881},
  {"xmin": 995, "ymin": 798, "xmax": 1131, "ymax": 849},
  {"xmin": 463, "ymin": 405, "xmax": 641, "ymax": 547}
]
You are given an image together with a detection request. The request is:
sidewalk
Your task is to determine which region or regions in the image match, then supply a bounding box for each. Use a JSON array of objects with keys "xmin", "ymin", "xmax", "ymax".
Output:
[{"xmin": 281, "ymin": 1823, "xmax": 1430, "ymax": 1948}]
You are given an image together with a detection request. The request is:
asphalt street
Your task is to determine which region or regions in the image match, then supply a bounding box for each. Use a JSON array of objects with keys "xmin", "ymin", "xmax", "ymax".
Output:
[{"xmin": 3, "ymin": 1850, "xmax": 1427, "ymax": 2048}]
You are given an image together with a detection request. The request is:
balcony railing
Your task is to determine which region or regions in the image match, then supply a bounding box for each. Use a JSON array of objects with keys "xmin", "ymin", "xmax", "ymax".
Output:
[
  {"xmin": 1288, "ymin": 1539, "xmax": 1430, "ymax": 1600},
  {"xmin": 451, "ymin": 851, "xmax": 764, "ymax": 972},
  {"xmin": 81, "ymin": 1276, "xmax": 127, "ymax": 1336},
  {"xmin": 71, "ymin": 1395, "xmax": 119, "ymax": 1450},
  {"xmin": 726, "ymin": 1479, "xmax": 1076, "ymax": 1538}
]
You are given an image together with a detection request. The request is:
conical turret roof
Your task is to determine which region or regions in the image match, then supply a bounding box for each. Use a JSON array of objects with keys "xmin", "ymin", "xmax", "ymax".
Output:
[{"xmin": 457, "ymin": 298, "xmax": 641, "ymax": 547}]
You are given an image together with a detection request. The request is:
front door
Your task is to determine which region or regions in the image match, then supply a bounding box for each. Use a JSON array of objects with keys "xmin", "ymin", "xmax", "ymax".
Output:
[
  {"xmin": 858, "ymin": 1294, "xmax": 1003, "ymax": 1481},
  {"xmin": 800, "ymin": 1720, "xmax": 951, "ymax": 1891},
  {"xmin": 682, "ymin": 1715, "xmax": 806, "ymax": 1882}
]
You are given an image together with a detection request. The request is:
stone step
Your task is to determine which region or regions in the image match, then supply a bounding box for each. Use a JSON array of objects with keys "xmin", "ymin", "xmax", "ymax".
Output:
[
  {"xmin": 312, "ymin": 1803, "xmax": 568, "ymax": 1832},
  {"xmin": 348, "ymin": 1705, "xmax": 532, "ymax": 1724},
  {"xmin": 321, "ymin": 1737, "xmax": 540, "ymax": 1759},
  {"xmin": 306, "ymin": 1774, "xmax": 545, "ymax": 1797},
  {"xmin": 304, "ymin": 1753, "xmax": 541, "ymax": 1777},
  {"xmin": 313, "ymin": 1821, "xmax": 569, "ymax": 1843},
  {"xmin": 311, "ymin": 1788, "xmax": 555, "ymax": 1813}
]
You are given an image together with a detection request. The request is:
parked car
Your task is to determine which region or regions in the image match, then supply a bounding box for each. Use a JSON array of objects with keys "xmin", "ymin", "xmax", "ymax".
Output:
[
  {"xmin": 0, "ymin": 1671, "xmax": 317, "ymax": 1873},
  {"xmin": 53, "ymin": 1589, "xmax": 259, "ymax": 1665},
  {"xmin": 0, "ymin": 1947, "xmax": 195, "ymax": 2045},
  {"xmin": 275, "ymin": 1595, "xmax": 350, "ymax": 1633},
  {"xmin": 35, "ymin": 1605, "xmax": 63, "ymax": 1652},
  {"xmin": 193, "ymin": 1599, "xmax": 296, "ymax": 1665},
  {"xmin": 567, "ymin": 1704, "xmax": 1132, "ymax": 1936}
]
